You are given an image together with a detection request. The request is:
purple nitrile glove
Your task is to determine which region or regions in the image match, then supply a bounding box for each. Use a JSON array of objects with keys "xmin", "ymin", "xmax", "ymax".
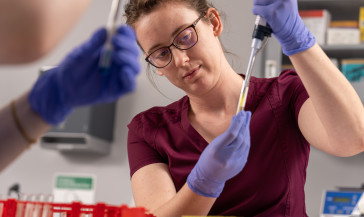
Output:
[
  {"xmin": 187, "ymin": 111, "xmax": 251, "ymax": 198},
  {"xmin": 29, "ymin": 25, "xmax": 141, "ymax": 125},
  {"xmin": 253, "ymin": 0, "xmax": 316, "ymax": 56}
]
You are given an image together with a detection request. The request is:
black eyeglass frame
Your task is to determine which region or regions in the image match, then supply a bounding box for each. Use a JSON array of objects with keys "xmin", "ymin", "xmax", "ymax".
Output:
[{"xmin": 145, "ymin": 14, "xmax": 205, "ymax": 68}]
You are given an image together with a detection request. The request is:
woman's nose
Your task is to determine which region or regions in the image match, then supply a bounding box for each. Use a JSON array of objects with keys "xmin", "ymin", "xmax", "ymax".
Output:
[{"xmin": 171, "ymin": 47, "xmax": 190, "ymax": 67}]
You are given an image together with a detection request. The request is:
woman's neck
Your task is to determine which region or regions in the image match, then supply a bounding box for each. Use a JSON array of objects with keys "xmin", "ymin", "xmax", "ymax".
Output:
[{"xmin": 188, "ymin": 67, "xmax": 244, "ymax": 117}]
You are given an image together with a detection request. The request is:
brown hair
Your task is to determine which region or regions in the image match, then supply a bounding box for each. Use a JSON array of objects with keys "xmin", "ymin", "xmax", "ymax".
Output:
[{"xmin": 124, "ymin": 0, "xmax": 214, "ymax": 27}]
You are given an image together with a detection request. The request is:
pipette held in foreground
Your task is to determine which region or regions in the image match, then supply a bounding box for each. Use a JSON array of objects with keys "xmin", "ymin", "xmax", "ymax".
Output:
[
  {"xmin": 236, "ymin": 15, "xmax": 272, "ymax": 114},
  {"xmin": 99, "ymin": 0, "xmax": 123, "ymax": 71}
]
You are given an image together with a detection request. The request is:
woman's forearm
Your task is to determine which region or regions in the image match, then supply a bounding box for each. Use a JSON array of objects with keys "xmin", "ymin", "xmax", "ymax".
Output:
[
  {"xmin": 132, "ymin": 163, "xmax": 217, "ymax": 217},
  {"xmin": 290, "ymin": 43, "xmax": 364, "ymax": 151},
  {"xmin": 148, "ymin": 183, "xmax": 216, "ymax": 217},
  {"xmin": 0, "ymin": 90, "xmax": 50, "ymax": 172}
]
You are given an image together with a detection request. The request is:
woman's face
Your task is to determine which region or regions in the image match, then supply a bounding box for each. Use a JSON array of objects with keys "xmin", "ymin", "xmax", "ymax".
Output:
[{"xmin": 134, "ymin": 2, "xmax": 225, "ymax": 96}]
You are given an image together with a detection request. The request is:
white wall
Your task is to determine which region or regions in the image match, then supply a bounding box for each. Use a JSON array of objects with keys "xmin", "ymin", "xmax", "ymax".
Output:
[{"xmin": 0, "ymin": 1, "xmax": 363, "ymax": 217}]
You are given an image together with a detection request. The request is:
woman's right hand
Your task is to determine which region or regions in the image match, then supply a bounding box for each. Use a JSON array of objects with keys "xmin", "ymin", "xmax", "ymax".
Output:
[
  {"xmin": 28, "ymin": 25, "xmax": 140, "ymax": 125},
  {"xmin": 187, "ymin": 111, "xmax": 251, "ymax": 198}
]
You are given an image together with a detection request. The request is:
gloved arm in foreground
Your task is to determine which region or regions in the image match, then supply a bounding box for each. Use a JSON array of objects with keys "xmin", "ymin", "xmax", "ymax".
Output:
[
  {"xmin": 29, "ymin": 25, "xmax": 141, "ymax": 125},
  {"xmin": 0, "ymin": 25, "xmax": 140, "ymax": 173},
  {"xmin": 187, "ymin": 111, "xmax": 251, "ymax": 198}
]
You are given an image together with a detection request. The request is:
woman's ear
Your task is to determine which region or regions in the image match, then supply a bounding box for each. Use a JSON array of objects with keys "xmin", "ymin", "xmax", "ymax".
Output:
[{"xmin": 206, "ymin": 8, "xmax": 223, "ymax": 37}]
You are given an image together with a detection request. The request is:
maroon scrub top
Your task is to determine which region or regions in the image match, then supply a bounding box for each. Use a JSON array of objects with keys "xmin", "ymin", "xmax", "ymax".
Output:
[{"xmin": 127, "ymin": 69, "xmax": 310, "ymax": 216}]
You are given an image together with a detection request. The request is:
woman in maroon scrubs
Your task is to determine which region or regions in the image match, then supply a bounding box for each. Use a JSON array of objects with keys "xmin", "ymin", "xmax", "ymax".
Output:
[{"xmin": 125, "ymin": 0, "xmax": 364, "ymax": 216}]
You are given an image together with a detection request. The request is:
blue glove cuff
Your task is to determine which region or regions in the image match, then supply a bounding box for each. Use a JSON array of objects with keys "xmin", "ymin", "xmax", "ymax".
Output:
[
  {"xmin": 29, "ymin": 69, "xmax": 72, "ymax": 125},
  {"xmin": 277, "ymin": 14, "xmax": 316, "ymax": 56},
  {"xmin": 187, "ymin": 167, "xmax": 225, "ymax": 198},
  {"xmin": 280, "ymin": 29, "xmax": 316, "ymax": 56}
]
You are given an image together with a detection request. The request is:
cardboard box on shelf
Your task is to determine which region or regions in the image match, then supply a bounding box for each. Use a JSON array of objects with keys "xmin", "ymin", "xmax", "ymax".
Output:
[
  {"xmin": 330, "ymin": 20, "xmax": 358, "ymax": 28},
  {"xmin": 326, "ymin": 28, "xmax": 360, "ymax": 45},
  {"xmin": 330, "ymin": 20, "xmax": 359, "ymax": 28},
  {"xmin": 360, "ymin": 7, "xmax": 364, "ymax": 43},
  {"xmin": 299, "ymin": 10, "xmax": 331, "ymax": 45}
]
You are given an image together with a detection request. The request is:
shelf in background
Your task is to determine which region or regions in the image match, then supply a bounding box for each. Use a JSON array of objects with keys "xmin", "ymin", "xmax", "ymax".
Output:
[
  {"xmin": 265, "ymin": 0, "xmax": 364, "ymax": 78},
  {"xmin": 320, "ymin": 44, "xmax": 364, "ymax": 59},
  {"xmin": 281, "ymin": 43, "xmax": 364, "ymax": 64},
  {"xmin": 298, "ymin": 0, "xmax": 364, "ymax": 20},
  {"xmin": 299, "ymin": 0, "xmax": 363, "ymax": 4},
  {"xmin": 320, "ymin": 44, "xmax": 364, "ymax": 50},
  {"xmin": 321, "ymin": 44, "xmax": 364, "ymax": 51}
]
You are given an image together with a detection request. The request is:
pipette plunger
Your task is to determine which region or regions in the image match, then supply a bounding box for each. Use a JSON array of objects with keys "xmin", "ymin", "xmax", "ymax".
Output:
[{"xmin": 236, "ymin": 16, "xmax": 272, "ymax": 114}]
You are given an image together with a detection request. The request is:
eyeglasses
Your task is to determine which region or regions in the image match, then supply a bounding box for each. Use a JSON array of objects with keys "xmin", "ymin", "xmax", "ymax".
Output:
[{"xmin": 145, "ymin": 15, "xmax": 204, "ymax": 68}]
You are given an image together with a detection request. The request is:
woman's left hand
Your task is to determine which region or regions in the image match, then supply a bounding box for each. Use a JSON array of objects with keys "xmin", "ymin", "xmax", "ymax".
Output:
[
  {"xmin": 253, "ymin": 0, "xmax": 316, "ymax": 56},
  {"xmin": 187, "ymin": 111, "xmax": 251, "ymax": 198}
]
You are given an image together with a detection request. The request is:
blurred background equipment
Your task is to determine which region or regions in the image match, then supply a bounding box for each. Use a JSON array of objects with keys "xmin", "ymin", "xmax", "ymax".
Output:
[
  {"xmin": 320, "ymin": 184, "xmax": 364, "ymax": 217},
  {"xmin": 53, "ymin": 173, "xmax": 96, "ymax": 204},
  {"xmin": 40, "ymin": 101, "xmax": 116, "ymax": 154},
  {"xmin": 38, "ymin": 67, "xmax": 116, "ymax": 155}
]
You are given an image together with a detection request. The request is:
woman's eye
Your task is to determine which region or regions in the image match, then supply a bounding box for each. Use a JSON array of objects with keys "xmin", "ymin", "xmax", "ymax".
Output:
[
  {"xmin": 156, "ymin": 49, "xmax": 170, "ymax": 59},
  {"xmin": 176, "ymin": 30, "xmax": 192, "ymax": 45}
]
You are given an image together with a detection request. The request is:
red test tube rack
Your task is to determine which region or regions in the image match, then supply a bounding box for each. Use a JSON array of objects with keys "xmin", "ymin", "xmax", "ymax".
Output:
[{"xmin": 0, "ymin": 199, "xmax": 155, "ymax": 217}]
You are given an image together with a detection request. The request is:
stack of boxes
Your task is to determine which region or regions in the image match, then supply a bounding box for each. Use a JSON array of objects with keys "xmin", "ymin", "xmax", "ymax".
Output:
[
  {"xmin": 326, "ymin": 20, "xmax": 360, "ymax": 45},
  {"xmin": 341, "ymin": 7, "xmax": 364, "ymax": 82},
  {"xmin": 298, "ymin": 7, "xmax": 364, "ymax": 82},
  {"xmin": 300, "ymin": 7, "xmax": 364, "ymax": 45},
  {"xmin": 299, "ymin": 10, "xmax": 331, "ymax": 45}
]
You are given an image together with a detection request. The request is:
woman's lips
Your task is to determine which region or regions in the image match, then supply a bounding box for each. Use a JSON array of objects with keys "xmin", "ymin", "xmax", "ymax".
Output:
[{"xmin": 183, "ymin": 66, "xmax": 200, "ymax": 80}]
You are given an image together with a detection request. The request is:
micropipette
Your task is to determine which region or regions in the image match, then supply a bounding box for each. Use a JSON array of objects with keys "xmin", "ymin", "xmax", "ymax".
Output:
[
  {"xmin": 236, "ymin": 15, "xmax": 272, "ymax": 114},
  {"xmin": 99, "ymin": 0, "xmax": 123, "ymax": 70}
]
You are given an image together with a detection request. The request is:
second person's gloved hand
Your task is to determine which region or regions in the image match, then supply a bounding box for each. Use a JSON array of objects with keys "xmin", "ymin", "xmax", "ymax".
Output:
[
  {"xmin": 29, "ymin": 25, "xmax": 141, "ymax": 125},
  {"xmin": 253, "ymin": 0, "xmax": 316, "ymax": 56},
  {"xmin": 187, "ymin": 111, "xmax": 251, "ymax": 198}
]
